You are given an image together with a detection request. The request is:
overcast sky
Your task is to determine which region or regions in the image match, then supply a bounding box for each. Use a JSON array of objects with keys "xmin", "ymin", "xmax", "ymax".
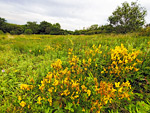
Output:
[{"xmin": 0, "ymin": 0, "xmax": 150, "ymax": 30}]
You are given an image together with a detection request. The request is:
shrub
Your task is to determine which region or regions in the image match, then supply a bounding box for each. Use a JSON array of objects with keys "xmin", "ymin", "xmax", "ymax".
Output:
[{"xmin": 139, "ymin": 27, "xmax": 150, "ymax": 36}]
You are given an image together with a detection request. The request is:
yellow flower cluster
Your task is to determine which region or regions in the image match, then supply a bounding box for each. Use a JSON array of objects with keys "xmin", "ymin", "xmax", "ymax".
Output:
[
  {"xmin": 115, "ymin": 81, "xmax": 132, "ymax": 100},
  {"xmin": 18, "ymin": 45, "xmax": 135, "ymax": 112},
  {"xmin": 37, "ymin": 59, "xmax": 133, "ymax": 112},
  {"xmin": 82, "ymin": 58, "xmax": 92, "ymax": 71},
  {"xmin": 44, "ymin": 45, "xmax": 54, "ymax": 51},
  {"xmin": 90, "ymin": 79, "xmax": 132, "ymax": 112},
  {"xmin": 102, "ymin": 44, "xmax": 142, "ymax": 77},
  {"xmin": 20, "ymin": 84, "xmax": 33, "ymax": 90},
  {"xmin": 85, "ymin": 44, "xmax": 102, "ymax": 57},
  {"xmin": 51, "ymin": 59, "xmax": 62, "ymax": 70},
  {"xmin": 69, "ymin": 55, "xmax": 83, "ymax": 74},
  {"xmin": 68, "ymin": 48, "xmax": 73, "ymax": 55}
]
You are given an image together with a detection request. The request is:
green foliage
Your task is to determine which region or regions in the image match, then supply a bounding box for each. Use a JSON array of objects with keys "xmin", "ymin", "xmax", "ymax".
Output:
[
  {"xmin": 108, "ymin": 1, "xmax": 147, "ymax": 33},
  {"xmin": 26, "ymin": 21, "xmax": 39, "ymax": 34},
  {"xmin": 39, "ymin": 21, "xmax": 52, "ymax": 34},
  {"xmin": 0, "ymin": 34, "xmax": 150, "ymax": 113},
  {"xmin": 0, "ymin": 30, "xmax": 4, "ymax": 34},
  {"xmin": 0, "ymin": 17, "xmax": 6, "ymax": 30},
  {"xmin": 139, "ymin": 27, "xmax": 150, "ymax": 36},
  {"xmin": 24, "ymin": 29, "xmax": 33, "ymax": 34}
]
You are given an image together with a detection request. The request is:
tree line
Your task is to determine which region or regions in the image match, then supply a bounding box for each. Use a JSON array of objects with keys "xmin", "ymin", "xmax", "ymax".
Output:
[
  {"xmin": 0, "ymin": 18, "xmax": 73, "ymax": 35},
  {"xmin": 0, "ymin": 1, "xmax": 149, "ymax": 35}
]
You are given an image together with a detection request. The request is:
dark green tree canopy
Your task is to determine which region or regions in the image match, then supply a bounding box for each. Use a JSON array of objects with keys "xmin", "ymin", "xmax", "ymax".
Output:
[
  {"xmin": 108, "ymin": 1, "xmax": 147, "ymax": 33},
  {"xmin": 24, "ymin": 29, "xmax": 33, "ymax": 35},
  {"xmin": 26, "ymin": 21, "xmax": 39, "ymax": 34},
  {"xmin": 39, "ymin": 21, "xmax": 52, "ymax": 34}
]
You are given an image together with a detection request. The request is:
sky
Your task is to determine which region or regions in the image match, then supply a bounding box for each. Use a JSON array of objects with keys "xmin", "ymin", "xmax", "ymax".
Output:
[{"xmin": 0, "ymin": 0, "xmax": 150, "ymax": 31}]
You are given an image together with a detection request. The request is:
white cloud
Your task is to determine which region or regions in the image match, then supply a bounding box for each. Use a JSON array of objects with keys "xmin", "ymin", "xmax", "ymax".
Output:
[{"xmin": 0, "ymin": 0, "xmax": 150, "ymax": 30}]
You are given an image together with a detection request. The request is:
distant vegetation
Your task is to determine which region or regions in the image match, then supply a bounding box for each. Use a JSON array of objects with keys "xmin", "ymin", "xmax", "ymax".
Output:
[{"xmin": 0, "ymin": 1, "xmax": 149, "ymax": 35}]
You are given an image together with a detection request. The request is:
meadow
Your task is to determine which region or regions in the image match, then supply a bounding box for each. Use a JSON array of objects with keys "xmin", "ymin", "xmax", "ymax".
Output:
[{"xmin": 0, "ymin": 34, "xmax": 150, "ymax": 113}]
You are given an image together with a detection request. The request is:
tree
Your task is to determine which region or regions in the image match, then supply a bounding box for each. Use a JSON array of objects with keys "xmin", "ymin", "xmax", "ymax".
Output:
[
  {"xmin": 0, "ymin": 17, "xmax": 6, "ymax": 26},
  {"xmin": 45, "ymin": 27, "xmax": 51, "ymax": 34},
  {"xmin": 108, "ymin": 1, "xmax": 147, "ymax": 33},
  {"xmin": 26, "ymin": 21, "xmax": 39, "ymax": 34},
  {"xmin": 50, "ymin": 23, "xmax": 61, "ymax": 35},
  {"xmin": 24, "ymin": 29, "xmax": 33, "ymax": 34},
  {"xmin": 88, "ymin": 24, "xmax": 98, "ymax": 30},
  {"xmin": 0, "ymin": 17, "xmax": 6, "ymax": 32},
  {"xmin": 39, "ymin": 21, "xmax": 52, "ymax": 34}
]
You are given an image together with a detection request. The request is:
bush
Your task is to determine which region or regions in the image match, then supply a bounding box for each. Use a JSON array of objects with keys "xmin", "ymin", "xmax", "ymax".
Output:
[
  {"xmin": 139, "ymin": 27, "xmax": 150, "ymax": 36},
  {"xmin": 10, "ymin": 30, "xmax": 16, "ymax": 35}
]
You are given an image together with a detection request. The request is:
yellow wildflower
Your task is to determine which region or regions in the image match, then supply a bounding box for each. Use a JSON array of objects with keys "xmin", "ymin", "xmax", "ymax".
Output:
[
  {"xmin": 134, "ymin": 68, "xmax": 139, "ymax": 72},
  {"xmin": 88, "ymin": 58, "xmax": 91, "ymax": 64},
  {"xmin": 84, "ymin": 68, "xmax": 87, "ymax": 71},
  {"xmin": 96, "ymin": 110, "xmax": 100, "ymax": 113},
  {"xmin": 83, "ymin": 59, "xmax": 86, "ymax": 64},
  {"xmin": 101, "ymin": 71, "xmax": 104, "ymax": 74},
  {"xmin": 72, "ymin": 81, "xmax": 79, "ymax": 88},
  {"xmin": 37, "ymin": 96, "xmax": 42, "ymax": 104},
  {"xmin": 28, "ymin": 105, "xmax": 30, "ymax": 109},
  {"xmin": 63, "ymin": 89, "xmax": 70, "ymax": 96},
  {"xmin": 39, "ymin": 85, "xmax": 44, "ymax": 92},
  {"xmin": 92, "ymin": 44, "xmax": 95, "ymax": 49},
  {"xmin": 87, "ymin": 90, "xmax": 91, "ymax": 96},
  {"xmin": 74, "ymin": 95, "xmax": 79, "ymax": 98},
  {"xmin": 48, "ymin": 97, "xmax": 52, "ymax": 106},
  {"xmin": 118, "ymin": 87, "xmax": 123, "ymax": 93},
  {"xmin": 20, "ymin": 101, "xmax": 26, "ymax": 107},
  {"xmin": 81, "ymin": 85, "xmax": 87, "ymax": 92},
  {"xmin": 20, "ymin": 84, "xmax": 30, "ymax": 90},
  {"xmin": 95, "ymin": 64, "xmax": 98, "ymax": 67},
  {"xmin": 103, "ymin": 97, "xmax": 108, "ymax": 105},
  {"xmin": 115, "ymin": 82, "xmax": 120, "ymax": 87},
  {"xmin": 82, "ymin": 108, "xmax": 85, "ymax": 112},
  {"xmin": 125, "ymin": 81, "xmax": 131, "ymax": 89},
  {"xmin": 48, "ymin": 87, "xmax": 54, "ymax": 93},
  {"xmin": 18, "ymin": 96, "xmax": 22, "ymax": 100},
  {"xmin": 125, "ymin": 59, "xmax": 128, "ymax": 64},
  {"xmin": 53, "ymin": 79, "xmax": 59, "ymax": 86},
  {"xmin": 112, "ymin": 88, "xmax": 117, "ymax": 93},
  {"xmin": 133, "ymin": 63, "xmax": 137, "ymax": 67},
  {"xmin": 118, "ymin": 60, "xmax": 122, "ymax": 64},
  {"xmin": 30, "ymin": 78, "xmax": 35, "ymax": 83}
]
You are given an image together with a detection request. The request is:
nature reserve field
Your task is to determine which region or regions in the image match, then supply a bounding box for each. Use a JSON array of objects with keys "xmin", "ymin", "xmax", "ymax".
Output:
[{"xmin": 0, "ymin": 34, "xmax": 150, "ymax": 113}]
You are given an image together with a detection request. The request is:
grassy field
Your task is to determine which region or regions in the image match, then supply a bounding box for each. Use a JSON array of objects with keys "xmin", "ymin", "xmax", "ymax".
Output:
[{"xmin": 0, "ymin": 34, "xmax": 150, "ymax": 113}]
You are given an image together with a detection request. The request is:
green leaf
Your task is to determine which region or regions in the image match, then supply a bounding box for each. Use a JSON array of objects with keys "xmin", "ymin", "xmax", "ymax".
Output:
[
  {"xmin": 65, "ymin": 102, "xmax": 74, "ymax": 112},
  {"xmin": 45, "ymin": 108, "xmax": 53, "ymax": 113}
]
